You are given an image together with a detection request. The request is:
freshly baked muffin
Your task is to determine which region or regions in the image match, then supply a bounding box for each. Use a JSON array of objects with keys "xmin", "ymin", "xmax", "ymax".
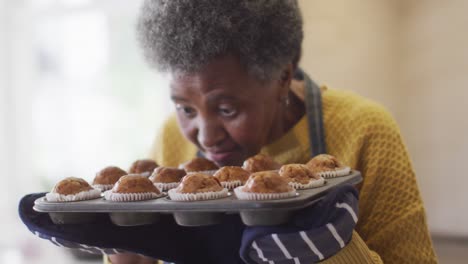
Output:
[
  {"xmin": 279, "ymin": 164, "xmax": 325, "ymax": 189},
  {"xmin": 129, "ymin": 159, "xmax": 158, "ymax": 177},
  {"xmin": 175, "ymin": 173, "xmax": 223, "ymax": 193},
  {"xmin": 213, "ymin": 166, "xmax": 250, "ymax": 189},
  {"xmin": 242, "ymin": 154, "xmax": 281, "ymax": 173},
  {"xmin": 46, "ymin": 177, "xmax": 101, "ymax": 202},
  {"xmin": 179, "ymin": 157, "xmax": 219, "ymax": 172},
  {"xmin": 234, "ymin": 171, "xmax": 297, "ymax": 200},
  {"xmin": 306, "ymin": 154, "xmax": 351, "ymax": 178},
  {"xmin": 104, "ymin": 174, "xmax": 162, "ymax": 202},
  {"xmin": 242, "ymin": 171, "xmax": 291, "ymax": 193},
  {"xmin": 149, "ymin": 167, "xmax": 186, "ymax": 191},
  {"xmin": 168, "ymin": 173, "xmax": 228, "ymax": 201},
  {"xmin": 92, "ymin": 166, "xmax": 127, "ymax": 191},
  {"xmin": 112, "ymin": 174, "xmax": 160, "ymax": 194}
]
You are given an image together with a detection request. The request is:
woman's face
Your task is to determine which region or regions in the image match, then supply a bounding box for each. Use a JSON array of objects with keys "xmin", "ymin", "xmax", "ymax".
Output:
[{"xmin": 170, "ymin": 56, "xmax": 290, "ymax": 167}]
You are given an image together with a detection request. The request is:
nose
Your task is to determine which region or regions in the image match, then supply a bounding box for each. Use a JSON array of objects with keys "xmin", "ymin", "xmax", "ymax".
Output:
[{"xmin": 197, "ymin": 117, "xmax": 226, "ymax": 150}]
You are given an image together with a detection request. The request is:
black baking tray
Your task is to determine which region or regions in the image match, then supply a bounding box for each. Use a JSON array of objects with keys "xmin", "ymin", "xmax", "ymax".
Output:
[{"xmin": 34, "ymin": 171, "xmax": 361, "ymax": 226}]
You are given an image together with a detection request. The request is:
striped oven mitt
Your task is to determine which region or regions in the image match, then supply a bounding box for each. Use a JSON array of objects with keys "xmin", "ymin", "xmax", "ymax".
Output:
[
  {"xmin": 19, "ymin": 185, "xmax": 357, "ymax": 264},
  {"xmin": 18, "ymin": 193, "xmax": 246, "ymax": 264},
  {"xmin": 240, "ymin": 184, "xmax": 359, "ymax": 264}
]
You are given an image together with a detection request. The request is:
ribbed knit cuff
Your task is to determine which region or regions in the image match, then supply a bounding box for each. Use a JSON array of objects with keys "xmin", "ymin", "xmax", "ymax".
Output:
[{"xmin": 319, "ymin": 231, "xmax": 382, "ymax": 264}]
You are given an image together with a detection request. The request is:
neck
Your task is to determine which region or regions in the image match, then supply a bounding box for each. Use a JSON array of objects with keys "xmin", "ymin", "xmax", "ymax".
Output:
[{"xmin": 284, "ymin": 90, "xmax": 305, "ymax": 132}]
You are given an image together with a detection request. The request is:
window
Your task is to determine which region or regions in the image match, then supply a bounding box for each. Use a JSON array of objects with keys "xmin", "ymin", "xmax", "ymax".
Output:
[{"xmin": 1, "ymin": 0, "xmax": 171, "ymax": 261}]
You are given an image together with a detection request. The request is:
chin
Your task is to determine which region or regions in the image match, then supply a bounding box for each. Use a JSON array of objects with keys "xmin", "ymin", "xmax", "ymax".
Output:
[
  {"xmin": 213, "ymin": 159, "xmax": 241, "ymax": 168},
  {"xmin": 210, "ymin": 154, "xmax": 245, "ymax": 167}
]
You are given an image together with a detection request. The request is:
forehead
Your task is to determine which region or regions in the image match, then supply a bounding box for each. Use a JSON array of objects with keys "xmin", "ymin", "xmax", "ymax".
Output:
[{"xmin": 170, "ymin": 56, "xmax": 266, "ymax": 95}]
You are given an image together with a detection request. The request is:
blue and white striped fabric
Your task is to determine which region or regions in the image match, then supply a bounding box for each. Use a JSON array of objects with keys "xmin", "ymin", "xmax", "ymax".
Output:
[
  {"xmin": 240, "ymin": 185, "xmax": 358, "ymax": 264},
  {"xmin": 19, "ymin": 193, "xmax": 246, "ymax": 264},
  {"xmin": 32, "ymin": 229, "xmax": 125, "ymax": 255}
]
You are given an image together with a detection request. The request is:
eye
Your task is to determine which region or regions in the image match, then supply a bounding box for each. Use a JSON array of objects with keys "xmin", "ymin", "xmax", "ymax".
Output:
[
  {"xmin": 175, "ymin": 104, "xmax": 196, "ymax": 118},
  {"xmin": 218, "ymin": 104, "xmax": 237, "ymax": 117}
]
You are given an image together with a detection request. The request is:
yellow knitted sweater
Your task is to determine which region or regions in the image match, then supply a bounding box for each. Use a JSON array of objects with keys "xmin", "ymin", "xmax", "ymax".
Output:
[{"xmin": 148, "ymin": 87, "xmax": 437, "ymax": 263}]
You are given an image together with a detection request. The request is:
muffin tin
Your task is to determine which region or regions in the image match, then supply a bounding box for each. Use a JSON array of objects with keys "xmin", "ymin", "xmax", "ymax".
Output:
[{"xmin": 34, "ymin": 171, "xmax": 361, "ymax": 227}]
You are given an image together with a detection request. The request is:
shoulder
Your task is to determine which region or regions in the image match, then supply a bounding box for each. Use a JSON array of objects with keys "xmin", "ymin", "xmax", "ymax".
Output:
[
  {"xmin": 321, "ymin": 88, "xmax": 405, "ymax": 168},
  {"xmin": 148, "ymin": 114, "xmax": 197, "ymax": 167},
  {"xmin": 322, "ymin": 88, "xmax": 399, "ymax": 135}
]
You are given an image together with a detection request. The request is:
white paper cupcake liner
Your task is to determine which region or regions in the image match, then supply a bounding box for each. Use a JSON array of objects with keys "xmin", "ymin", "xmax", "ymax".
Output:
[
  {"xmin": 154, "ymin": 182, "xmax": 179, "ymax": 191},
  {"xmin": 46, "ymin": 188, "xmax": 101, "ymax": 202},
  {"xmin": 316, "ymin": 167, "xmax": 351, "ymax": 178},
  {"xmin": 233, "ymin": 187, "xmax": 297, "ymax": 200},
  {"xmin": 103, "ymin": 191, "xmax": 164, "ymax": 202},
  {"xmin": 288, "ymin": 177, "xmax": 326, "ymax": 189},
  {"xmin": 92, "ymin": 184, "xmax": 114, "ymax": 192},
  {"xmin": 168, "ymin": 188, "xmax": 229, "ymax": 201},
  {"xmin": 139, "ymin": 172, "xmax": 151, "ymax": 178},
  {"xmin": 220, "ymin": 180, "xmax": 243, "ymax": 189}
]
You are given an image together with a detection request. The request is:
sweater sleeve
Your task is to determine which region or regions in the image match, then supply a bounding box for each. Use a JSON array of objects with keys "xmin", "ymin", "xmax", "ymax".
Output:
[
  {"xmin": 319, "ymin": 231, "xmax": 382, "ymax": 264},
  {"xmin": 344, "ymin": 103, "xmax": 436, "ymax": 263},
  {"xmin": 240, "ymin": 185, "xmax": 359, "ymax": 264},
  {"xmin": 319, "ymin": 99, "xmax": 437, "ymax": 263},
  {"xmin": 148, "ymin": 114, "xmax": 197, "ymax": 167}
]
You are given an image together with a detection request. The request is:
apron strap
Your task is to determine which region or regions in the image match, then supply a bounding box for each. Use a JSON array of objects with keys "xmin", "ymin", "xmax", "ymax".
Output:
[{"xmin": 295, "ymin": 69, "xmax": 327, "ymax": 157}]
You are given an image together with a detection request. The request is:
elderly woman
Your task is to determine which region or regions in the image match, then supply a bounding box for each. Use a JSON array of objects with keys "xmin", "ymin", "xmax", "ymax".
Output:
[
  {"xmin": 19, "ymin": 0, "xmax": 437, "ymax": 264},
  {"xmin": 136, "ymin": 0, "xmax": 436, "ymax": 262}
]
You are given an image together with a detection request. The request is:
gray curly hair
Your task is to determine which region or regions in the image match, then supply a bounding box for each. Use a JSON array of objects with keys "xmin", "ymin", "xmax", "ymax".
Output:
[{"xmin": 137, "ymin": 0, "xmax": 303, "ymax": 80}]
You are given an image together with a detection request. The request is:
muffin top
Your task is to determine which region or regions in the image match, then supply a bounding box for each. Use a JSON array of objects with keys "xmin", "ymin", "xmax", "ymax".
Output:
[
  {"xmin": 242, "ymin": 171, "xmax": 291, "ymax": 193},
  {"xmin": 242, "ymin": 154, "xmax": 281, "ymax": 173},
  {"xmin": 306, "ymin": 154, "xmax": 343, "ymax": 172},
  {"xmin": 93, "ymin": 166, "xmax": 127, "ymax": 185},
  {"xmin": 112, "ymin": 174, "xmax": 160, "ymax": 194},
  {"xmin": 129, "ymin": 159, "xmax": 158, "ymax": 175},
  {"xmin": 213, "ymin": 166, "xmax": 250, "ymax": 183},
  {"xmin": 52, "ymin": 177, "xmax": 93, "ymax": 195},
  {"xmin": 279, "ymin": 164, "xmax": 319, "ymax": 184},
  {"xmin": 174, "ymin": 173, "xmax": 223, "ymax": 193},
  {"xmin": 150, "ymin": 167, "xmax": 186, "ymax": 183},
  {"xmin": 179, "ymin": 157, "xmax": 219, "ymax": 172}
]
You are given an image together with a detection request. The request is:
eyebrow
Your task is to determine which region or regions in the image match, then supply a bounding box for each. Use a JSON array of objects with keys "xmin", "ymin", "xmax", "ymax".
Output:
[
  {"xmin": 170, "ymin": 95, "xmax": 188, "ymax": 102},
  {"xmin": 206, "ymin": 94, "xmax": 238, "ymax": 104},
  {"xmin": 171, "ymin": 93, "xmax": 239, "ymax": 104}
]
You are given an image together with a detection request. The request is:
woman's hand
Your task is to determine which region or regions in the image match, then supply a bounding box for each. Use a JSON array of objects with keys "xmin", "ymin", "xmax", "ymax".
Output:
[{"xmin": 240, "ymin": 185, "xmax": 359, "ymax": 263}]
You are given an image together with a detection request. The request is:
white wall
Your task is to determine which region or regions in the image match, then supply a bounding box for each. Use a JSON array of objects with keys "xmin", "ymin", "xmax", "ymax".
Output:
[
  {"xmin": 0, "ymin": 1, "xmax": 6, "ymax": 205},
  {"xmin": 298, "ymin": 0, "xmax": 468, "ymax": 237},
  {"xmin": 299, "ymin": 0, "xmax": 401, "ymax": 114},
  {"xmin": 0, "ymin": 0, "xmax": 13, "ymax": 211},
  {"xmin": 401, "ymin": 0, "xmax": 468, "ymax": 237}
]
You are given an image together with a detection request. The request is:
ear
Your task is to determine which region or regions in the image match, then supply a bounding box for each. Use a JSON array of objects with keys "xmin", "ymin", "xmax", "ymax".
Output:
[{"xmin": 277, "ymin": 63, "xmax": 294, "ymax": 101}]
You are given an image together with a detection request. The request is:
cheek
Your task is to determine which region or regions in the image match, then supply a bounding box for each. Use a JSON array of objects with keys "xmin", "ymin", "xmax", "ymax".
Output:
[{"xmin": 225, "ymin": 110, "xmax": 273, "ymax": 153}]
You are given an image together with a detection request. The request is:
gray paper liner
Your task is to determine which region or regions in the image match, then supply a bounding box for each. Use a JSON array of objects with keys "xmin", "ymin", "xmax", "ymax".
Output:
[
  {"xmin": 168, "ymin": 188, "xmax": 229, "ymax": 201},
  {"xmin": 154, "ymin": 182, "xmax": 179, "ymax": 191},
  {"xmin": 288, "ymin": 177, "xmax": 326, "ymax": 189},
  {"xmin": 220, "ymin": 180, "xmax": 243, "ymax": 189},
  {"xmin": 317, "ymin": 167, "xmax": 351, "ymax": 178},
  {"xmin": 45, "ymin": 189, "xmax": 101, "ymax": 202},
  {"xmin": 92, "ymin": 184, "xmax": 114, "ymax": 192},
  {"xmin": 233, "ymin": 187, "xmax": 297, "ymax": 200},
  {"xmin": 104, "ymin": 191, "xmax": 164, "ymax": 202}
]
